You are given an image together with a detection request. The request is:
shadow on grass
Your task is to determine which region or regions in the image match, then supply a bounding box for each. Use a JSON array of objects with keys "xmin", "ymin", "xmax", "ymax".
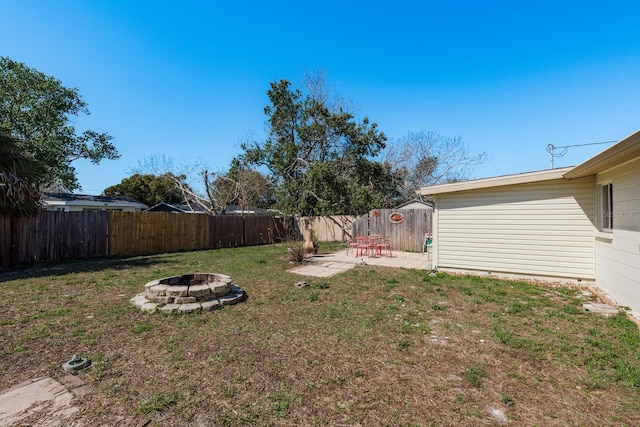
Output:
[{"xmin": 0, "ymin": 255, "xmax": 180, "ymax": 282}]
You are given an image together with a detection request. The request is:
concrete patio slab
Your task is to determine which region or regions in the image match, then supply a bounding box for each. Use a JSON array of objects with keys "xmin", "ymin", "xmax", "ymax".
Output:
[
  {"xmin": 0, "ymin": 377, "xmax": 81, "ymax": 426},
  {"xmin": 288, "ymin": 249, "xmax": 434, "ymax": 278}
]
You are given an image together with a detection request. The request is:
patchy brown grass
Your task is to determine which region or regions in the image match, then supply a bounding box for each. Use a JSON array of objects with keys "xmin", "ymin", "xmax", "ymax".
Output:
[{"xmin": 1, "ymin": 244, "xmax": 639, "ymax": 426}]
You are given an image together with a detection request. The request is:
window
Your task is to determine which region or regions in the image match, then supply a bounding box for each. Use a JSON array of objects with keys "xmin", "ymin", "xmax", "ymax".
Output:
[{"xmin": 601, "ymin": 183, "xmax": 613, "ymax": 230}]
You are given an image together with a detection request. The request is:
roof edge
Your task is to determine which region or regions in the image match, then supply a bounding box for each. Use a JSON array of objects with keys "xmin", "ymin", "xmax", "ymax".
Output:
[
  {"xmin": 564, "ymin": 129, "xmax": 640, "ymax": 179},
  {"xmin": 417, "ymin": 167, "xmax": 573, "ymax": 196}
]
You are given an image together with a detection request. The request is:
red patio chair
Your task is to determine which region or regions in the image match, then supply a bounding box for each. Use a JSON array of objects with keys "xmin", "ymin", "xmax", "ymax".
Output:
[
  {"xmin": 367, "ymin": 235, "xmax": 381, "ymax": 258},
  {"xmin": 346, "ymin": 238, "xmax": 360, "ymax": 256},
  {"xmin": 354, "ymin": 236, "xmax": 370, "ymax": 257},
  {"xmin": 377, "ymin": 236, "xmax": 392, "ymax": 257}
]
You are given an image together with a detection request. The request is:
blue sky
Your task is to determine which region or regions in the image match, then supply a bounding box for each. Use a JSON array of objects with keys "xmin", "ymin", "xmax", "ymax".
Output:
[{"xmin": 3, "ymin": 1, "xmax": 640, "ymax": 194}]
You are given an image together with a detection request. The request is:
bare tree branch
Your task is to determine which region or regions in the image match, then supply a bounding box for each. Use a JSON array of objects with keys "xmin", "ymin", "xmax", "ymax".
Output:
[{"xmin": 384, "ymin": 131, "xmax": 486, "ymax": 200}]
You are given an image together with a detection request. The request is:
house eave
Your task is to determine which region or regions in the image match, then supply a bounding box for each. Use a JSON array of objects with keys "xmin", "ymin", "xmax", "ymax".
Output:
[
  {"xmin": 563, "ymin": 129, "xmax": 640, "ymax": 179},
  {"xmin": 417, "ymin": 167, "xmax": 573, "ymax": 196}
]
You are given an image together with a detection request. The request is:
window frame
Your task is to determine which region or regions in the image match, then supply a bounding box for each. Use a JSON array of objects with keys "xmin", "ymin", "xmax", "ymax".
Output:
[{"xmin": 601, "ymin": 182, "xmax": 613, "ymax": 231}]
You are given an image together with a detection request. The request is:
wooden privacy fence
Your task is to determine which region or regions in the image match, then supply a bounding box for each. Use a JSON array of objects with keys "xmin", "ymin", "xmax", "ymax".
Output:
[
  {"xmin": 109, "ymin": 212, "xmax": 282, "ymax": 256},
  {"xmin": 1, "ymin": 211, "xmax": 284, "ymax": 268},
  {"xmin": 351, "ymin": 208, "xmax": 432, "ymax": 252},
  {"xmin": 0, "ymin": 211, "xmax": 110, "ymax": 267},
  {"xmin": 297, "ymin": 215, "xmax": 357, "ymax": 243}
]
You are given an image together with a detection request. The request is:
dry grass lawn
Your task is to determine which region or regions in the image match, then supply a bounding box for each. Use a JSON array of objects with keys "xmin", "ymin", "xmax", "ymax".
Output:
[{"xmin": 1, "ymin": 244, "xmax": 639, "ymax": 426}]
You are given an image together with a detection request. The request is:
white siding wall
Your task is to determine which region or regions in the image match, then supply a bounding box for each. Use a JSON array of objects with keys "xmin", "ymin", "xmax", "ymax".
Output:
[
  {"xmin": 434, "ymin": 177, "xmax": 594, "ymax": 280},
  {"xmin": 594, "ymin": 157, "xmax": 640, "ymax": 311}
]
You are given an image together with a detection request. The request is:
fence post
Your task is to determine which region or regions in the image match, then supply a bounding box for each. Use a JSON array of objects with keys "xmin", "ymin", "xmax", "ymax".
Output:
[{"xmin": 0, "ymin": 215, "xmax": 12, "ymax": 269}]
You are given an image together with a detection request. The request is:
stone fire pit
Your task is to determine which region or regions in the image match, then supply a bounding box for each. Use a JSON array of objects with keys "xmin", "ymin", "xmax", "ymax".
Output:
[{"xmin": 130, "ymin": 273, "xmax": 246, "ymax": 314}]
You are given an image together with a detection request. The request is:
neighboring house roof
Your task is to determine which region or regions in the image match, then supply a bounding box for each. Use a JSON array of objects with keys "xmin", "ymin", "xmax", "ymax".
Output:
[
  {"xmin": 145, "ymin": 202, "xmax": 277, "ymax": 215},
  {"xmin": 145, "ymin": 201, "xmax": 209, "ymax": 213},
  {"xmin": 394, "ymin": 199, "xmax": 433, "ymax": 209},
  {"xmin": 42, "ymin": 192, "xmax": 148, "ymax": 210},
  {"xmin": 224, "ymin": 204, "xmax": 274, "ymax": 215}
]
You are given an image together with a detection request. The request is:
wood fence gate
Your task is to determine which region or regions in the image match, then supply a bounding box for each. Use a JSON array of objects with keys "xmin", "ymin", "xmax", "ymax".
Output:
[{"xmin": 351, "ymin": 208, "xmax": 432, "ymax": 252}]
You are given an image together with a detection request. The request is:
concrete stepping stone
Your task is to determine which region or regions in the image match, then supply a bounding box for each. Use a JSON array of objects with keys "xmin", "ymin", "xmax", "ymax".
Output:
[{"xmin": 583, "ymin": 303, "xmax": 619, "ymax": 314}]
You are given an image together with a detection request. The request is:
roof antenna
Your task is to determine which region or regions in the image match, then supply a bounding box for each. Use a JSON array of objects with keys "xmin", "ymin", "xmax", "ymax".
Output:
[{"xmin": 546, "ymin": 140, "xmax": 615, "ymax": 169}]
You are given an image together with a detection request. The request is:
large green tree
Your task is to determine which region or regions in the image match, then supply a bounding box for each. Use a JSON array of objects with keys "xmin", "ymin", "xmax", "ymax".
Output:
[
  {"xmin": 238, "ymin": 78, "xmax": 394, "ymax": 215},
  {"xmin": 207, "ymin": 163, "xmax": 275, "ymax": 213},
  {"xmin": 103, "ymin": 173, "xmax": 187, "ymax": 207},
  {"xmin": 300, "ymin": 157, "xmax": 402, "ymax": 214},
  {"xmin": 0, "ymin": 57, "xmax": 118, "ymax": 191}
]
